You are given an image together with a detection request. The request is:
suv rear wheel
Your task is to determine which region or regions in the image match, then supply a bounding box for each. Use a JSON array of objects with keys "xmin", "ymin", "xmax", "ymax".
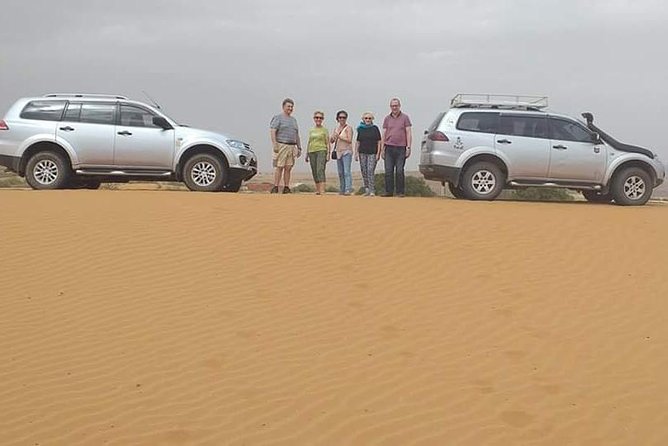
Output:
[
  {"xmin": 610, "ymin": 167, "xmax": 652, "ymax": 206},
  {"xmin": 582, "ymin": 190, "xmax": 613, "ymax": 203},
  {"xmin": 182, "ymin": 153, "xmax": 227, "ymax": 192},
  {"xmin": 25, "ymin": 151, "xmax": 71, "ymax": 190},
  {"xmin": 460, "ymin": 161, "xmax": 505, "ymax": 201}
]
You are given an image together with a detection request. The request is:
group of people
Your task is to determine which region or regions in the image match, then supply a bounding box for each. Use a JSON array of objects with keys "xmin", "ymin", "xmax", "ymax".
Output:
[{"xmin": 269, "ymin": 98, "xmax": 412, "ymax": 197}]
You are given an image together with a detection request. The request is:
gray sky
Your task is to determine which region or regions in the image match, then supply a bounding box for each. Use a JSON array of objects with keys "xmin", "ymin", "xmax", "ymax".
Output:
[{"xmin": 2, "ymin": 0, "xmax": 667, "ymax": 173}]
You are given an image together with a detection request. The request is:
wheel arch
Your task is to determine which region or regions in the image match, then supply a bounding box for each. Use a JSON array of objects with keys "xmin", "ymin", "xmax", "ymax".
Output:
[
  {"xmin": 175, "ymin": 144, "xmax": 229, "ymax": 181},
  {"xmin": 608, "ymin": 159, "xmax": 657, "ymax": 186},
  {"xmin": 20, "ymin": 141, "xmax": 73, "ymax": 176},
  {"xmin": 459, "ymin": 154, "xmax": 509, "ymax": 185}
]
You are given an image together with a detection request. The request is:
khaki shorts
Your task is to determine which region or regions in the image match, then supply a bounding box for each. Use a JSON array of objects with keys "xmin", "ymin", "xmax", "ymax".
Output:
[{"xmin": 273, "ymin": 143, "xmax": 297, "ymax": 168}]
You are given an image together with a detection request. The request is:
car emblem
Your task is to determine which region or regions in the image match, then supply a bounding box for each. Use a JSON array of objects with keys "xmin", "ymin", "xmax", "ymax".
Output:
[
  {"xmin": 454, "ymin": 137, "xmax": 464, "ymax": 150},
  {"xmin": 594, "ymin": 146, "xmax": 600, "ymax": 154}
]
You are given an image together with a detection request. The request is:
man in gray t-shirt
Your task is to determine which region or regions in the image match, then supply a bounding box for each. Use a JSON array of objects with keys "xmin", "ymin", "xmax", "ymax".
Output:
[{"xmin": 269, "ymin": 98, "xmax": 302, "ymax": 194}]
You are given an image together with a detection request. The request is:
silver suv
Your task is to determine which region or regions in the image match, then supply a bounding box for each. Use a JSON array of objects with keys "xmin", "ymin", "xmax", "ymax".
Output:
[
  {"xmin": 420, "ymin": 94, "xmax": 665, "ymax": 205},
  {"xmin": 0, "ymin": 94, "xmax": 257, "ymax": 192}
]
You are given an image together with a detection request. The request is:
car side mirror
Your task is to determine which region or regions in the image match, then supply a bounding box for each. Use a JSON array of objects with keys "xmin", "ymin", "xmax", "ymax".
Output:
[{"xmin": 153, "ymin": 116, "xmax": 173, "ymax": 130}]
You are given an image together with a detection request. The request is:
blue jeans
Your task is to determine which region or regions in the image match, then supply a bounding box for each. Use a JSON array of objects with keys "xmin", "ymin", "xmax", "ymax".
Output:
[
  {"xmin": 337, "ymin": 152, "xmax": 353, "ymax": 194},
  {"xmin": 384, "ymin": 145, "xmax": 406, "ymax": 195}
]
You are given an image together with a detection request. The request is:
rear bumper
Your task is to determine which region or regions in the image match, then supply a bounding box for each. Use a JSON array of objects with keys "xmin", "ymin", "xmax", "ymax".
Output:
[
  {"xmin": 419, "ymin": 164, "xmax": 461, "ymax": 187},
  {"xmin": 0, "ymin": 154, "xmax": 20, "ymax": 173}
]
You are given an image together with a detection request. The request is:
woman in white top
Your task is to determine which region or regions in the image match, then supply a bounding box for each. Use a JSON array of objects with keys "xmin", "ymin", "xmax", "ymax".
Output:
[{"xmin": 330, "ymin": 110, "xmax": 354, "ymax": 195}]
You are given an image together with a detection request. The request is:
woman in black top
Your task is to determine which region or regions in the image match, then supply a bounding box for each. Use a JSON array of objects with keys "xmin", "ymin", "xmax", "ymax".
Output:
[{"xmin": 355, "ymin": 112, "xmax": 383, "ymax": 196}]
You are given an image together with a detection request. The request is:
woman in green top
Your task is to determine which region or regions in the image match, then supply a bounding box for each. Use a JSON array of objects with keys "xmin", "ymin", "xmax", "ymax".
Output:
[{"xmin": 306, "ymin": 111, "xmax": 331, "ymax": 195}]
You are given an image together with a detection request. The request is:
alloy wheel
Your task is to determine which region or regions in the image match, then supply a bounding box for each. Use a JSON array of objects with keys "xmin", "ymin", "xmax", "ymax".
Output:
[
  {"xmin": 34, "ymin": 160, "xmax": 59, "ymax": 185},
  {"xmin": 191, "ymin": 162, "xmax": 217, "ymax": 187},
  {"xmin": 471, "ymin": 170, "xmax": 496, "ymax": 195},
  {"xmin": 623, "ymin": 175, "xmax": 646, "ymax": 200}
]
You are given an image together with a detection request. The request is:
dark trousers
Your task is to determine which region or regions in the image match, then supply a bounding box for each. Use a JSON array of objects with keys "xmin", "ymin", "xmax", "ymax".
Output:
[{"xmin": 384, "ymin": 145, "xmax": 406, "ymax": 195}]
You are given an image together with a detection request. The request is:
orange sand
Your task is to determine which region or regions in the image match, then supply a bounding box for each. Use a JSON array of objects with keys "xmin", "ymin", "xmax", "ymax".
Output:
[{"xmin": 1, "ymin": 190, "xmax": 667, "ymax": 445}]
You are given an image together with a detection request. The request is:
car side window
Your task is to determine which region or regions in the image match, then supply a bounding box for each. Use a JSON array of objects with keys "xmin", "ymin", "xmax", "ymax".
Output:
[
  {"xmin": 63, "ymin": 102, "xmax": 82, "ymax": 122},
  {"xmin": 120, "ymin": 105, "xmax": 160, "ymax": 128},
  {"xmin": 498, "ymin": 115, "xmax": 549, "ymax": 139},
  {"xmin": 79, "ymin": 103, "xmax": 117, "ymax": 125},
  {"xmin": 20, "ymin": 101, "xmax": 67, "ymax": 121},
  {"xmin": 550, "ymin": 118, "xmax": 594, "ymax": 143},
  {"xmin": 456, "ymin": 112, "xmax": 499, "ymax": 134}
]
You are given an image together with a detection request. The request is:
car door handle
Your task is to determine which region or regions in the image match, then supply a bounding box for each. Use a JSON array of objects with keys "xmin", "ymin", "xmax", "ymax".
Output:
[
  {"xmin": 553, "ymin": 144, "xmax": 568, "ymax": 150},
  {"xmin": 59, "ymin": 126, "xmax": 75, "ymax": 132},
  {"xmin": 497, "ymin": 139, "xmax": 512, "ymax": 144},
  {"xmin": 117, "ymin": 130, "xmax": 132, "ymax": 136}
]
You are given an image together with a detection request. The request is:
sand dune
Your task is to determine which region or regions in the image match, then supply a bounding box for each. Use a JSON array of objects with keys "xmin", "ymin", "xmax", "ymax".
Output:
[{"xmin": 1, "ymin": 190, "xmax": 667, "ymax": 446}]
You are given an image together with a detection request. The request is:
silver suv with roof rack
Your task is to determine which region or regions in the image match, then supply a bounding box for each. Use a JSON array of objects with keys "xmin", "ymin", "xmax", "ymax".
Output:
[
  {"xmin": 419, "ymin": 94, "xmax": 665, "ymax": 205},
  {"xmin": 0, "ymin": 94, "xmax": 257, "ymax": 192}
]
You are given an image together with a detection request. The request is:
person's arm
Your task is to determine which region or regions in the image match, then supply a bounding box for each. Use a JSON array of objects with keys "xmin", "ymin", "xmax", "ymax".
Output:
[
  {"xmin": 375, "ymin": 127, "xmax": 382, "ymax": 160},
  {"xmin": 354, "ymin": 141, "xmax": 360, "ymax": 161},
  {"xmin": 296, "ymin": 129, "xmax": 302, "ymax": 158},
  {"xmin": 305, "ymin": 131, "xmax": 310, "ymax": 163},
  {"xmin": 326, "ymin": 137, "xmax": 331, "ymax": 161},
  {"xmin": 338, "ymin": 126, "xmax": 351, "ymax": 144},
  {"xmin": 381, "ymin": 127, "xmax": 387, "ymax": 160},
  {"xmin": 405, "ymin": 125, "xmax": 412, "ymax": 158},
  {"xmin": 270, "ymin": 128, "xmax": 278, "ymax": 150}
]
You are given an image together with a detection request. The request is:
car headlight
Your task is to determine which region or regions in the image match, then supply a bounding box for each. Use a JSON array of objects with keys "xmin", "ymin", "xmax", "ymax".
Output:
[{"xmin": 227, "ymin": 139, "xmax": 249, "ymax": 151}]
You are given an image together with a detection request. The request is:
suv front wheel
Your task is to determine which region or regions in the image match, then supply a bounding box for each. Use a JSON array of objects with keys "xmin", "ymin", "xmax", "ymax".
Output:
[
  {"xmin": 183, "ymin": 154, "xmax": 227, "ymax": 192},
  {"xmin": 25, "ymin": 151, "xmax": 71, "ymax": 190},
  {"xmin": 610, "ymin": 167, "xmax": 652, "ymax": 206},
  {"xmin": 460, "ymin": 161, "xmax": 505, "ymax": 201}
]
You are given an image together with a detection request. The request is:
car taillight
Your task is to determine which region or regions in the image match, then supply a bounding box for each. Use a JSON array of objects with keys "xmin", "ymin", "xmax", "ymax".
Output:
[
  {"xmin": 428, "ymin": 131, "xmax": 449, "ymax": 141},
  {"xmin": 0, "ymin": 120, "xmax": 8, "ymax": 130}
]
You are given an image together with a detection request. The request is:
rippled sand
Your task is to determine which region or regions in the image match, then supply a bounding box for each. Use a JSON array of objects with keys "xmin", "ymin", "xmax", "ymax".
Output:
[{"xmin": 1, "ymin": 190, "xmax": 667, "ymax": 446}]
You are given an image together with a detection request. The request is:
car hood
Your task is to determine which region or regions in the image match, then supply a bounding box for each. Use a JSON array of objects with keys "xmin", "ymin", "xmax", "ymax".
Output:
[{"xmin": 175, "ymin": 126, "xmax": 233, "ymax": 144}]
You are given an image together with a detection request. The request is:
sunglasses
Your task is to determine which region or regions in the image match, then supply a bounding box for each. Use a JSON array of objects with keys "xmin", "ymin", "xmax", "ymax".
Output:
[
  {"xmin": 314, "ymin": 116, "xmax": 324, "ymax": 120},
  {"xmin": 363, "ymin": 118, "xmax": 373, "ymax": 120},
  {"xmin": 337, "ymin": 116, "xmax": 347, "ymax": 120}
]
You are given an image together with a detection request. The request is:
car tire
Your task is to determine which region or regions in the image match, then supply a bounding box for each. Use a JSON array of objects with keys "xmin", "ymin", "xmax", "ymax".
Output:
[
  {"xmin": 610, "ymin": 167, "xmax": 652, "ymax": 206},
  {"xmin": 582, "ymin": 190, "xmax": 613, "ymax": 203},
  {"xmin": 447, "ymin": 182, "xmax": 466, "ymax": 199},
  {"xmin": 25, "ymin": 151, "xmax": 71, "ymax": 190},
  {"xmin": 222, "ymin": 179, "xmax": 242, "ymax": 193},
  {"xmin": 460, "ymin": 161, "xmax": 505, "ymax": 201},
  {"xmin": 182, "ymin": 153, "xmax": 227, "ymax": 192}
]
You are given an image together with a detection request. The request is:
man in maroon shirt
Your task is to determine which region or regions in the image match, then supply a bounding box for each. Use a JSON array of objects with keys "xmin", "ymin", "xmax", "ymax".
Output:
[{"xmin": 381, "ymin": 98, "xmax": 412, "ymax": 197}]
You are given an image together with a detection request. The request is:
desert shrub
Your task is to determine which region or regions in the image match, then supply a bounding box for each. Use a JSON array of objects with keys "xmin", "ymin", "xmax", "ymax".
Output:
[
  {"xmin": 325, "ymin": 185, "xmax": 340, "ymax": 193},
  {"xmin": 357, "ymin": 174, "xmax": 436, "ymax": 197},
  {"xmin": 510, "ymin": 187, "xmax": 574, "ymax": 202},
  {"xmin": 293, "ymin": 183, "xmax": 316, "ymax": 193},
  {"xmin": 0, "ymin": 176, "xmax": 27, "ymax": 188}
]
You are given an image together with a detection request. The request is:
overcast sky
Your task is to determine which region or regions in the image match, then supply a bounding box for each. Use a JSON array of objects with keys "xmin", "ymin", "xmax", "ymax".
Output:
[{"xmin": 1, "ymin": 0, "xmax": 667, "ymax": 173}]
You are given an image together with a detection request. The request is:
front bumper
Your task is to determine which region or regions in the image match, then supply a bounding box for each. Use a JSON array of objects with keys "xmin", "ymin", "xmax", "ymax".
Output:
[
  {"xmin": 419, "ymin": 164, "xmax": 461, "ymax": 187},
  {"xmin": 229, "ymin": 166, "xmax": 257, "ymax": 182}
]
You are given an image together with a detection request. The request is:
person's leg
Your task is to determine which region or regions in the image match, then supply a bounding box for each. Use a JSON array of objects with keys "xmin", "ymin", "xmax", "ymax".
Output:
[
  {"xmin": 337, "ymin": 157, "xmax": 345, "ymax": 194},
  {"xmin": 316, "ymin": 151, "xmax": 326, "ymax": 194},
  {"xmin": 309, "ymin": 152, "xmax": 320, "ymax": 189},
  {"xmin": 395, "ymin": 147, "xmax": 407, "ymax": 196},
  {"xmin": 384, "ymin": 146, "xmax": 397, "ymax": 196},
  {"xmin": 343, "ymin": 153, "xmax": 353, "ymax": 194},
  {"xmin": 272, "ymin": 166, "xmax": 283, "ymax": 192},
  {"xmin": 360, "ymin": 154, "xmax": 370, "ymax": 194},
  {"xmin": 283, "ymin": 165, "xmax": 293, "ymax": 192},
  {"xmin": 368, "ymin": 154, "xmax": 378, "ymax": 195}
]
